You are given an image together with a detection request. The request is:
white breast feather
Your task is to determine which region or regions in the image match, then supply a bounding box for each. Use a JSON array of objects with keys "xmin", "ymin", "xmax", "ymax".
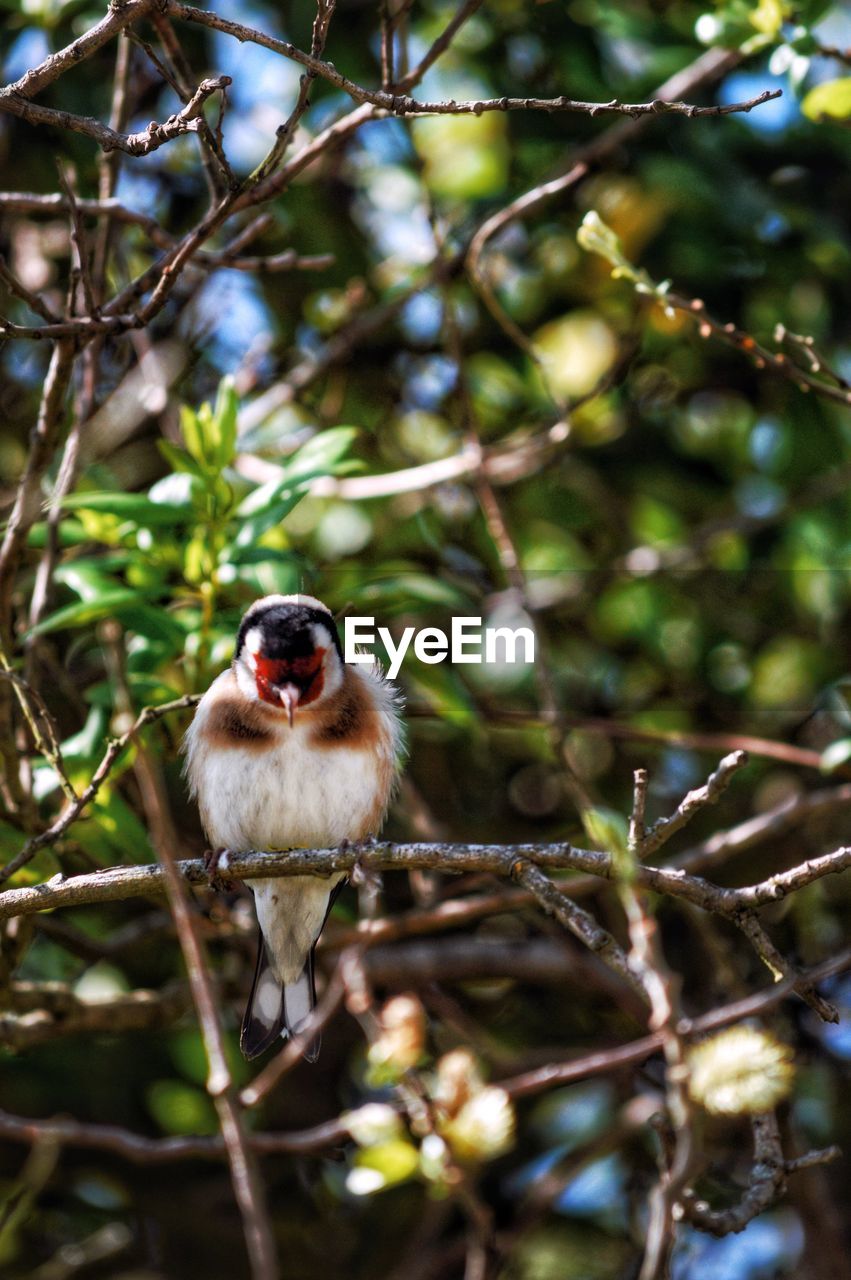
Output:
[{"xmin": 183, "ymin": 666, "xmax": 403, "ymax": 982}]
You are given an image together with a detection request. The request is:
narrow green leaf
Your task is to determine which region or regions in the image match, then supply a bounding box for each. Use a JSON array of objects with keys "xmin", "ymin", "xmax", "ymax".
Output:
[
  {"xmin": 157, "ymin": 440, "xmax": 204, "ymax": 477},
  {"xmin": 62, "ymin": 492, "xmax": 193, "ymax": 525},
  {"xmin": 54, "ymin": 563, "xmax": 126, "ymax": 602},
  {"xmin": 180, "ymin": 405, "xmax": 207, "ymax": 467},
  {"xmin": 29, "ymin": 589, "xmax": 142, "ymax": 636},
  {"xmin": 212, "ymin": 376, "xmax": 239, "ymax": 468},
  {"xmin": 584, "ymin": 807, "xmax": 630, "ymax": 859},
  {"xmin": 234, "ymin": 492, "xmax": 304, "ymax": 546},
  {"xmin": 283, "ymin": 426, "xmax": 358, "ymax": 481}
]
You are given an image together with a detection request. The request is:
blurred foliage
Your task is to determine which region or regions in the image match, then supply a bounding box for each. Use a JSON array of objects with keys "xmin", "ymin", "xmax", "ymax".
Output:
[{"xmin": 1, "ymin": 0, "xmax": 851, "ymax": 1275}]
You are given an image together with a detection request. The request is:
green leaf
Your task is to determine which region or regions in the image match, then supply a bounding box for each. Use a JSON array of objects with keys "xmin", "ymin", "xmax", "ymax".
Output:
[
  {"xmin": 235, "ymin": 427, "xmax": 358, "ymax": 529},
  {"xmin": 157, "ymin": 440, "xmax": 204, "ymax": 478},
  {"xmin": 29, "ymin": 589, "xmax": 142, "ymax": 636},
  {"xmin": 234, "ymin": 492, "xmax": 304, "ymax": 547},
  {"xmin": 235, "ymin": 476, "xmax": 299, "ymax": 521},
  {"xmin": 353, "ymin": 1139, "xmax": 420, "ymax": 1190},
  {"xmin": 405, "ymin": 664, "xmax": 478, "ymax": 728},
  {"xmin": 115, "ymin": 606, "xmax": 186, "ymax": 649},
  {"xmin": 583, "ymin": 807, "xmax": 629, "ymax": 859},
  {"xmin": 81, "ymin": 790, "xmax": 155, "ymax": 866},
  {"xmin": 749, "ymin": 0, "xmax": 785, "ymax": 37},
  {"xmin": 147, "ymin": 1080, "xmax": 218, "ymax": 1137},
  {"xmin": 58, "ymin": 706, "xmax": 109, "ymax": 765},
  {"xmin": 27, "ymin": 518, "xmax": 89, "ymax": 548},
  {"xmin": 801, "ymin": 77, "xmax": 851, "ymax": 122},
  {"xmin": 180, "ymin": 405, "xmax": 206, "ymax": 467},
  {"xmin": 280, "ymin": 425, "xmax": 359, "ymax": 482},
  {"xmin": 235, "ymin": 556, "xmax": 301, "ymax": 596},
  {"xmin": 351, "ymin": 573, "xmax": 474, "ymax": 614},
  {"xmin": 212, "ymin": 376, "xmax": 239, "ymax": 469},
  {"xmin": 54, "ymin": 562, "xmax": 127, "ymax": 602},
  {"xmin": 62, "ymin": 492, "xmax": 193, "ymax": 526}
]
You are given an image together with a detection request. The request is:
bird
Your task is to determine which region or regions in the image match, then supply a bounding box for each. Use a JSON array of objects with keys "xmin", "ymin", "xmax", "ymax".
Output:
[{"xmin": 183, "ymin": 593, "xmax": 404, "ymax": 1060}]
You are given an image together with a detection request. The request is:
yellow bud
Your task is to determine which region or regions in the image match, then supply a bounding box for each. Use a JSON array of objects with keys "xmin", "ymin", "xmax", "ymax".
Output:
[
  {"xmin": 367, "ymin": 994, "xmax": 427, "ymax": 1079},
  {"xmin": 343, "ymin": 1103, "xmax": 405, "ymax": 1148},
  {"xmin": 434, "ymin": 1048, "xmax": 484, "ymax": 1116},
  {"xmin": 687, "ymin": 1026, "xmax": 794, "ymax": 1116},
  {"xmin": 441, "ymin": 1087, "xmax": 516, "ymax": 1164}
]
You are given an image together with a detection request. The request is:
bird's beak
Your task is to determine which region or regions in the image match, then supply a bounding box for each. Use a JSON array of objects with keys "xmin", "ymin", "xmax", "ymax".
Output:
[{"xmin": 276, "ymin": 682, "xmax": 300, "ymax": 727}]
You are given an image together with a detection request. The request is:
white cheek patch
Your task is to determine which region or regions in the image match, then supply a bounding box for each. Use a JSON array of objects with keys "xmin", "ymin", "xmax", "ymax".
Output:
[
  {"xmin": 310, "ymin": 622, "xmax": 343, "ymax": 696},
  {"xmin": 243, "ymin": 627, "xmax": 263, "ymax": 668}
]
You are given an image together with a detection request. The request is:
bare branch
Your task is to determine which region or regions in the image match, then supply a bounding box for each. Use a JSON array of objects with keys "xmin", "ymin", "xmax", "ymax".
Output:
[
  {"xmin": 734, "ymin": 910, "xmax": 838, "ymax": 1022},
  {"xmin": 502, "ymin": 947, "xmax": 851, "ymax": 1098},
  {"xmin": 0, "ymin": 191, "xmax": 163, "ymax": 228},
  {"xmin": 164, "ymin": 6, "xmax": 780, "ymax": 122},
  {"xmin": 0, "ymin": 694, "xmax": 200, "ymax": 886},
  {"xmin": 681, "ymin": 1113, "xmax": 787, "ymax": 1237},
  {"xmin": 2, "ymin": 0, "xmax": 156, "ymax": 100},
  {"xmin": 623, "ymin": 770, "xmax": 697, "ymax": 1280},
  {"xmin": 666, "ymin": 292, "xmax": 851, "ymax": 409},
  {"xmin": 557, "ymin": 716, "xmax": 851, "ymax": 778},
  {"xmin": 466, "ymin": 46, "xmax": 743, "ymax": 350},
  {"xmin": 0, "ymin": 256, "xmax": 60, "ymax": 323},
  {"xmin": 0, "ymin": 1107, "xmax": 348, "ymax": 1163},
  {"xmin": 0, "ymin": 981, "xmax": 188, "ymax": 1049},
  {"xmin": 511, "ymin": 860, "xmax": 647, "ymax": 1003},
  {"xmin": 640, "ymin": 751, "xmax": 749, "ymax": 857},
  {"xmin": 0, "ymin": 77, "xmax": 232, "ymax": 157}
]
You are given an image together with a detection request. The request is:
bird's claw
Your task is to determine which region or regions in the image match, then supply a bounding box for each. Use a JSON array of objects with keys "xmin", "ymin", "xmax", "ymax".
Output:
[
  {"xmin": 342, "ymin": 835, "xmax": 380, "ymax": 888},
  {"xmin": 204, "ymin": 847, "xmax": 236, "ymax": 893}
]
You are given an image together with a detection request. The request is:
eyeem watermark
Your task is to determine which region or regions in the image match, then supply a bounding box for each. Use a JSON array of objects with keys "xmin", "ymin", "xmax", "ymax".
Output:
[{"xmin": 344, "ymin": 616, "xmax": 536, "ymax": 679}]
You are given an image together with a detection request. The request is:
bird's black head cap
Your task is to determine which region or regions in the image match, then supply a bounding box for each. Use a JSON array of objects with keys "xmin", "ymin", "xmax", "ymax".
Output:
[{"xmin": 236, "ymin": 601, "xmax": 343, "ymax": 663}]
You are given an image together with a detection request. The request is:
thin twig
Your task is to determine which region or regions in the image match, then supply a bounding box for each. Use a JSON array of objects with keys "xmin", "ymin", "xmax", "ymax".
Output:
[
  {"xmin": 3, "ymin": 0, "xmax": 156, "ymax": 99},
  {"xmin": 624, "ymin": 769, "xmax": 696, "ymax": 1280},
  {"xmin": 0, "ymin": 77, "xmax": 233, "ymax": 157},
  {"xmin": 0, "ymin": 257, "xmax": 60, "ymax": 323},
  {"xmin": 132, "ymin": 746, "xmax": 278, "ymax": 1280},
  {"xmin": 0, "ymin": 694, "xmax": 200, "ymax": 885},
  {"xmin": 0, "ymin": 951, "xmax": 846, "ymax": 1167},
  {"xmin": 734, "ymin": 910, "xmax": 838, "ymax": 1022},
  {"xmin": 681, "ymin": 1112, "xmax": 788, "ymax": 1237},
  {"xmin": 56, "ymin": 163, "xmax": 96, "ymax": 318},
  {"xmin": 160, "ymin": 7, "xmax": 781, "ymax": 123},
  {"xmin": 640, "ymin": 751, "xmax": 749, "ymax": 857}
]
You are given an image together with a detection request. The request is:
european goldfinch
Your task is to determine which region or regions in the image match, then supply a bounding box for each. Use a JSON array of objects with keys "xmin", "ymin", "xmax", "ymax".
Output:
[{"xmin": 183, "ymin": 594, "xmax": 403, "ymax": 1059}]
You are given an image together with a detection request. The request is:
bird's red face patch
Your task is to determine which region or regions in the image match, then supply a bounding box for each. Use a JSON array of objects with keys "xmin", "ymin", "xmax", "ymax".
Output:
[{"xmin": 253, "ymin": 648, "xmax": 327, "ymax": 711}]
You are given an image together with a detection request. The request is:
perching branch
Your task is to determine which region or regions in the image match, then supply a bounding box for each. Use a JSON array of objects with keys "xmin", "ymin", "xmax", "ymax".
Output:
[
  {"xmin": 5, "ymin": 828, "xmax": 851, "ymax": 921},
  {"xmin": 3, "ymin": 836, "xmax": 850, "ymax": 923}
]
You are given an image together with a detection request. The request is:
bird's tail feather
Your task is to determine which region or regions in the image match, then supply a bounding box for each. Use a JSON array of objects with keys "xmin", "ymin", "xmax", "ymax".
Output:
[{"xmin": 240, "ymin": 940, "xmax": 320, "ymax": 1061}]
